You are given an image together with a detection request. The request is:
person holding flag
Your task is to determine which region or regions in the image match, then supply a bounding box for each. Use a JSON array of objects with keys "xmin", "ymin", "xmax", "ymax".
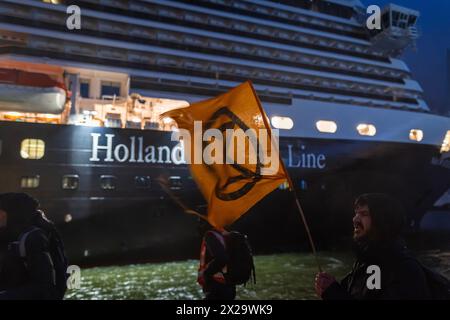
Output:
[{"xmin": 162, "ymin": 81, "xmax": 320, "ymax": 299}]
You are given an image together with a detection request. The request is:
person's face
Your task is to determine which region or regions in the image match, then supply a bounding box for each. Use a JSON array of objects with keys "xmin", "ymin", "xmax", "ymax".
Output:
[
  {"xmin": 0, "ymin": 209, "xmax": 7, "ymax": 228},
  {"xmin": 353, "ymin": 204, "xmax": 371, "ymax": 240}
]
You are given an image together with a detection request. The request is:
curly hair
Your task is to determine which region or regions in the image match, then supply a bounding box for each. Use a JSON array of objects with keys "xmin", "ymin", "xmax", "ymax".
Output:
[{"xmin": 354, "ymin": 193, "xmax": 406, "ymax": 241}]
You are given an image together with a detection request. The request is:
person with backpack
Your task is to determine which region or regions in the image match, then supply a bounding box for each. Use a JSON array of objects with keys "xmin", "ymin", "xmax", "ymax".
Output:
[
  {"xmin": 0, "ymin": 193, "xmax": 68, "ymax": 300},
  {"xmin": 314, "ymin": 193, "xmax": 442, "ymax": 300},
  {"xmin": 197, "ymin": 220, "xmax": 255, "ymax": 300}
]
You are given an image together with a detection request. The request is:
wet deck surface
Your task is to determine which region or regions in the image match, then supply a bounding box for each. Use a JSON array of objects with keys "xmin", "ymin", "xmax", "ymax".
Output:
[{"xmin": 64, "ymin": 250, "xmax": 449, "ymax": 300}]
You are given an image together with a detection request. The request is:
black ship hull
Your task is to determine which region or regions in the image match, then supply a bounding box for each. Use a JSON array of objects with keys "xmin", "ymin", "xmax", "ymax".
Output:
[{"xmin": 0, "ymin": 121, "xmax": 448, "ymax": 265}]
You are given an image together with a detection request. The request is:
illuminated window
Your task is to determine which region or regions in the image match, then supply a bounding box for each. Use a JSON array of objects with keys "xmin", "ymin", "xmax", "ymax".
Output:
[
  {"xmin": 356, "ymin": 123, "xmax": 376, "ymax": 136},
  {"xmin": 271, "ymin": 116, "xmax": 294, "ymax": 130},
  {"xmin": 169, "ymin": 176, "xmax": 182, "ymax": 190},
  {"xmin": 316, "ymin": 120, "xmax": 337, "ymax": 133},
  {"xmin": 62, "ymin": 175, "xmax": 79, "ymax": 190},
  {"xmin": 441, "ymin": 131, "xmax": 450, "ymax": 153},
  {"xmin": 162, "ymin": 117, "xmax": 173, "ymax": 125},
  {"xmin": 21, "ymin": 139, "xmax": 45, "ymax": 159},
  {"xmin": 135, "ymin": 176, "xmax": 151, "ymax": 189},
  {"xmin": 100, "ymin": 175, "xmax": 117, "ymax": 190},
  {"xmin": 21, "ymin": 175, "xmax": 40, "ymax": 189},
  {"xmin": 409, "ymin": 129, "xmax": 423, "ymax": 142}
]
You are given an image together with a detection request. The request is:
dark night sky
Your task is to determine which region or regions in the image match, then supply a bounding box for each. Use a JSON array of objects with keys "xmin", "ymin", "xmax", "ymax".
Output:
[{"xmin": 363, "ymin": 0, "xmax": 450, "ymax": 114}]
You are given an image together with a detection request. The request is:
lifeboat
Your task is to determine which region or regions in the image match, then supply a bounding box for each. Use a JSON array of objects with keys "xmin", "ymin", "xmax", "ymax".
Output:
[{"xmin": 0, "ymin": 64, "xmax": 67, "ymax": 114}]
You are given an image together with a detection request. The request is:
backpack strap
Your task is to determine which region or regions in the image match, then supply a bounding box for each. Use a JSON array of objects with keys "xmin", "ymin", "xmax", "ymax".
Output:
[
  {"xmin": 18, "ymin": 227, "xmax": 57, "ymax": 286},
  {"xmin": 18, "ymin": 227, "xmax": 41, "ymax": 258},
  {"xmin": 208, "ymin": 230, "xmax": 226, "ymax": 248},
  {"xmin": 252, "ymin": 260, "xmax": 256, "ymax": 285}
]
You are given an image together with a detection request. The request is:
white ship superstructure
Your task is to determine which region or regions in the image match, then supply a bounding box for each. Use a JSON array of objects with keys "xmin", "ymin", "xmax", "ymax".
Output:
[
  {"xmin": 0, "ymin": 1, "xmax": 438, "ymax": 120},
  {"xmin": 0, "ymin": 0, "xmax": 449, "ymax": 262}
]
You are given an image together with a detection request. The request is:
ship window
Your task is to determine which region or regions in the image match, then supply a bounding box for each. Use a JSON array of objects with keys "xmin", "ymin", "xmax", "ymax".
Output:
[
  {"xmin": 135, "ymin": 176, "xmax": 151, "ymax": 189},
  {"xmin": 20, "ymin": 139, "xmax": 45, "ymax": 159},
  {"xmin": 62, "ymin": 175, "xmax": 79, "ymax": 190},
  {"xmin": 105, "ymin": 113, "xmax": 122, "ymax": 128},
  {"xmin": 80, "ymin": 79, "xmax": 90, "ymax": 98},
  {"xmin": 316, "ymin": 120, "xmax": 337, "ymax": 133},
  {"xmin": 271, "ymin": 116, "xmax": 294, "ymax": 130},
  {"xmin": 440, "ymin": 131, "xmax": 450, "ymax": 153},
  {"xmin": 101, "ymin": 81, "xmax": 121, "ymax": 97},
  {"xmin": 409, "ymin": 129, "xmax": 423, "ymax": 142},
  {"xmin": 169, "ymin": 176, "xmax": 182, "ymax": 190},
  {"xmin": 408, "ymin": 16, "xmax": 417, "ymax": 26},
  {"xmin": 21, "ymin": 175, "xmax": 40, "ymax": 189},
  {"xmin": 382, "ymin": 12, "xmax": 390, "ymax": 28},
  {"xmin": 100, "ymin": 175, "xmax": 117, "ymax": 190},
  {"xmin": 392, "ymin": 11, "xmax": 400, "ymax": 27},
  {"xmin": 126, "ymin": 120, "xmax": 142, "ymax": 129},
  {"xmin": 144, "ymin": 121, "xmax": 160, "ymax": 130},
  {"xmin": 357, "ymin": 124, "xmax": 377, "ymax": 136}
]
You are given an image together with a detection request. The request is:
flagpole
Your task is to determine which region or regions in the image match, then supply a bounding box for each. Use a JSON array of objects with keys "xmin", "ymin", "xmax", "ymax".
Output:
[
  {"xmin": 249, "ymin": 81, "xmax": 322, "ymax": 272},
  {"xmin": 156, "ymin": 177, "xmax": 209, "ymax": 222}
]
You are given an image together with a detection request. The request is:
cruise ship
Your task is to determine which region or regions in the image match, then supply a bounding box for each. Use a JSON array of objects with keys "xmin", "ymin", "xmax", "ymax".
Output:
[{"xmin": 0, "ymin": 0, "xmax": 449, "ymax": 264}]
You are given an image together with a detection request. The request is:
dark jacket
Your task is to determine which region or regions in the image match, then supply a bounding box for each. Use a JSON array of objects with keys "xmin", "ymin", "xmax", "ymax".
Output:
[
  {"xmin": 322, "ymin": 239, "xmax": 431, "ymax": 300},
  {"xmin": 0, "ymin": 227, "xmax": 58, "ymax": 300}
]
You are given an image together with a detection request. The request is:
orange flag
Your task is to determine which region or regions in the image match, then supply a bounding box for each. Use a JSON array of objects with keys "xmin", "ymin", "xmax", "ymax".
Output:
[{"xmin": 162, "ymin": 81, "xmax": 287, "ymax": 229}]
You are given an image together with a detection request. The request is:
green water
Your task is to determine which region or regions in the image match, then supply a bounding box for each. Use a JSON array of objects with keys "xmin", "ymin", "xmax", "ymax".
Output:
[{"xmin": 65, "ymin": 253, "xmax": 353, "ymax": 300}]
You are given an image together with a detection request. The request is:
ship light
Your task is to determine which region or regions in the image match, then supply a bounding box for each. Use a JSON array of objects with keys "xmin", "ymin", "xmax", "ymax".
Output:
[
  {"xmin": 3, "ymin": 112, "xmax": 22, "ymax": 120},
  {"xmin": 42, "ymin": 113, "xmax": 60, "ymax": 119},
  {"xmin": 316, "ymin": 120, "xmax": 337, "ymax": 133},
  {"xmin": 83, "ymin": 110, "xmax": 97, "ymax": 116},
  {"xmin": 409, "ymin": 129, "xmax": 423, "ymax": 142},
  {"xmin": 5, "ymin": 111, "xmax": 21, "ymax": 117},
  {"xmin": 441, "ymin": 131, "xmax": 450, "ymax": 153},
  {"xmin": 356, "ymin": 123, "xmax": 376, "ymax": 136},
  {"xmin": 253, "ymin": 114, "xmax": 263, "ymax": 127},
  {"xmin": 162, "ymin": 117, "xmax": 174, "ymax": 124},
  {"xmin": 271, "ymin": 116, "xmax": 293, "ymax": 130},
  {"xmin": 64, "ymin": 214, "xmax": 73, "ymax": 223}
]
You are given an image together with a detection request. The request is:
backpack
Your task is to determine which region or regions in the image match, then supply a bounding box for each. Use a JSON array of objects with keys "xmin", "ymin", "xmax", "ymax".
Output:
[
  {"xmin": 421, "ymin": 266, "xmax": 450, "ymax": 300},
  {"xmin": 224, "ymin": 231, "xmax": 256, "ymax": 286},
  {"xmin": 19, "ymin": 224, "xmax": 69, "ymax": 300},
  {"xmin": 403, "ymin": 255, "xmax": 450, "ymax": 300}
]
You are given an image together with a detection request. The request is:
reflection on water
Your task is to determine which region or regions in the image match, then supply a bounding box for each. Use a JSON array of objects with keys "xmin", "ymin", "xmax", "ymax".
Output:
[{"xmin": 65, "ymin": 253, "xmax": 354, "ymax": 300}]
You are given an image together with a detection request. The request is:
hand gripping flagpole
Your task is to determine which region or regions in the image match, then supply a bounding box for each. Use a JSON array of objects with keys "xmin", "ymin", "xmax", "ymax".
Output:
[{"xmin": 249, "ymin": 81, "xmax": 322, "ymax": 272}]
